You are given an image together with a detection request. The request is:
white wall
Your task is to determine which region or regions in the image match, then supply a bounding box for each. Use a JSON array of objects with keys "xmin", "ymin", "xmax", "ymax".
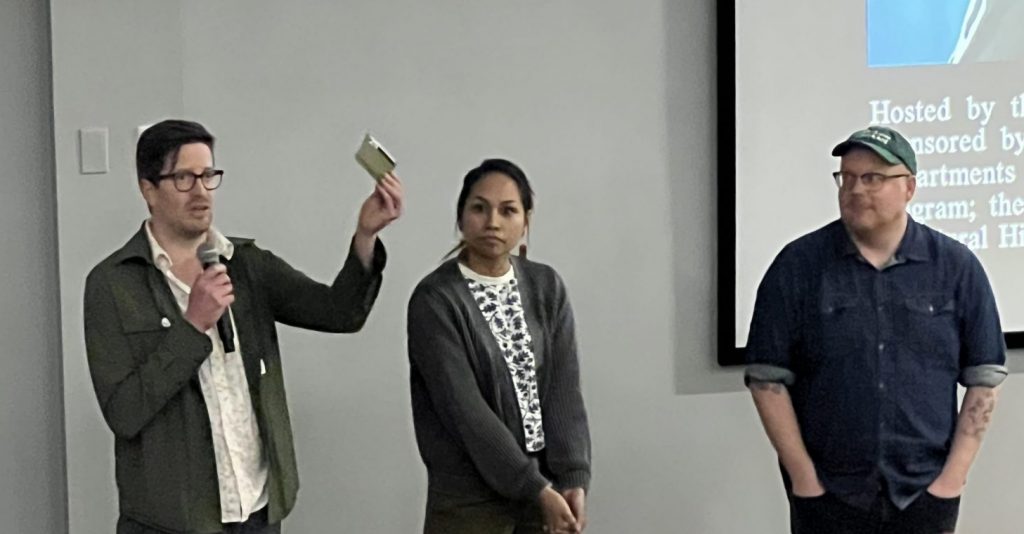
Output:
[
  {"xmin": 50, "ymin": 1, "xmax": 1024, "ymax": 532},
  {"xmin": 0, "ymin": 1, "xmax": 67, "ymax": 531}
]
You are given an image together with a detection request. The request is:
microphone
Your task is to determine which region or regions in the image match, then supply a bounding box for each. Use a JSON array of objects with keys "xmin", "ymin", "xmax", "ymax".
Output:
[{"xmin": 196, "ymin": 243, "xmax": 236, "ymax": 353}]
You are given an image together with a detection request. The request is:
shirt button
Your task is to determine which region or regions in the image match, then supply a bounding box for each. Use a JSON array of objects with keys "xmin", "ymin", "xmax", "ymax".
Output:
[
  {"xmin": 877, "ymin": 305, "xmax": 883, "ymax": 312},
  {"xmin": 878, "ymin": 342, "xmax": 885, "ymax": 352},
  {"xmin": 878, "ymin": 382, "xmax": 885, "ymax": 390}
]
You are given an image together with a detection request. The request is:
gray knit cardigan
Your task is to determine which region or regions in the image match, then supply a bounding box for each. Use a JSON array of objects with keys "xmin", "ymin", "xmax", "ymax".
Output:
[{"xmin": 407, "ymin": 256, "xmax": 591, "ymax": 502}]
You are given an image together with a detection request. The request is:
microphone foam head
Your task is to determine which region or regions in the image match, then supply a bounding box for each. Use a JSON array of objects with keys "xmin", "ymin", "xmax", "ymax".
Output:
[{"xmin": 196, "ymin": 243, "xmax": 220, "ymax": 265}]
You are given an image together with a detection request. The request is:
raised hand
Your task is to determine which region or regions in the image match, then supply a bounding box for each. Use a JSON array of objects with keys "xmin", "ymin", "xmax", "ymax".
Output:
[{"xmin": 357, "ymin": 172, "xmax": 404, "ymax": 237}]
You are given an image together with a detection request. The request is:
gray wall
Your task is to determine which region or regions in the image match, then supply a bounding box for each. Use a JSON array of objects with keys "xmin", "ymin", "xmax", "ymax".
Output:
[
  {"xmin": 49, "ymin": 1, "xmax": 1024, "ymax": 533},
  {"xmin": 50, "ymin": 2, "xmax": 184, "ymax": 530},
  {"xmin": 0, "ymin": 0, "xmax": 66, "ymax": 531}
]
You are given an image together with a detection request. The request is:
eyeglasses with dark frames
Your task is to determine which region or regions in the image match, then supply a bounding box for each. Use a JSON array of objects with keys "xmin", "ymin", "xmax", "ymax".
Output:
[{"xmin": 156, "ymin": 169, "xmax": 224, "ymax": 192}]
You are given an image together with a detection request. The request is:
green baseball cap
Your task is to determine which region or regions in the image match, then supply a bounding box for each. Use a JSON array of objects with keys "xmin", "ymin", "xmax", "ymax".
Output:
[{"xmin": 831, "ymin": 125, "xmax": 917, "ymax": 174}]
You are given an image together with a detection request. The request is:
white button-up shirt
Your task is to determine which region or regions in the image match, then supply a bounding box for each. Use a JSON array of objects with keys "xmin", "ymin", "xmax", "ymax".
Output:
[{"xmin": 145, "ymin": 221, "xmax": 269, "ymax": 523}]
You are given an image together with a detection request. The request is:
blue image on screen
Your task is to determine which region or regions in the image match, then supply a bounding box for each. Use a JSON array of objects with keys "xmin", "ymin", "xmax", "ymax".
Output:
[{"xmin": 867, "ymin": 0, "xmax": 972, "ymax": 67}]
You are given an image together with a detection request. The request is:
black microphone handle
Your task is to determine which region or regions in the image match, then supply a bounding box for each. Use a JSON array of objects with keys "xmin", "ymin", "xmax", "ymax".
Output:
[
  {"xmin": 198, "ymin": 248, "xmax": 236, "ymax": 353},
  {"xmin": 216, "ymin": 311, "xmax": 235, "ymax": 353}
]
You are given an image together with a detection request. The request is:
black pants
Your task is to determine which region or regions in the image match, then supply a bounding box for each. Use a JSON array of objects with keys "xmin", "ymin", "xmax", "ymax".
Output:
[
  {"xmin": 790, "ymin": 491, "xmax": 960, "ymax": 534},
  {"xmin": 422, "ymin": 489, "xmax": 544, "ymax": 534},
  {"xmin": 117, "ymin": 507, "xmax": 281, "ymax": 534}
]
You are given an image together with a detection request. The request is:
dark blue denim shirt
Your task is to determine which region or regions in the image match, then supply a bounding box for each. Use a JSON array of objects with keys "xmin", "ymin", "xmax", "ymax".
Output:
[{"xmin": 745, "ymin": 217, "xmax": 1007, "ymax": 510}]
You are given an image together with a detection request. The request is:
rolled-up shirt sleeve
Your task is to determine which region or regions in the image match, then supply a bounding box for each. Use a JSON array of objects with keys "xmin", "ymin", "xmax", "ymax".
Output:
[
  {"xmin": 960, "ymin": 364, "xmax": 1007, "ymax": 388},
  {"xmin": 745, "ymin": 363, "xmax": 796, "ymax": 386},
  {"xmin": 956, "ymin": 252, "xmax": 1008, "ymax": 388},
  {"xmin": 744, "ymin": 248, "xmax": 803, "ymax": 387}
]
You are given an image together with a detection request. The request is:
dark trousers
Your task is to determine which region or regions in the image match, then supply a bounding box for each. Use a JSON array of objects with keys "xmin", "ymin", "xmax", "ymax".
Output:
[
  {"xmin": 423, "ymin": 490, "xmax": 544, "ymax": 534},
  {"xmin": 117, "ymin": 507, "xmax": 281, "ymax": 534},
  {"xmin": 790, "ymin": 491, "xmax": 961, "ymax": 534}
]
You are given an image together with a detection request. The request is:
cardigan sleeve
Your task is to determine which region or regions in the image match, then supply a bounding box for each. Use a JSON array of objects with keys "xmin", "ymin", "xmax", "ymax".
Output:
[{"xmin": 538, "ymin": 270, "xmax": 591, "ymax": 491}]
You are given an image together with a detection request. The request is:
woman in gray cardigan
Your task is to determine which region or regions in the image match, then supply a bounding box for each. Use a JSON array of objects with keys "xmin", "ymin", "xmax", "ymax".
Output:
[{"xmin": 407, "ymin": 159, "xmax": 591, "ymax": 534}]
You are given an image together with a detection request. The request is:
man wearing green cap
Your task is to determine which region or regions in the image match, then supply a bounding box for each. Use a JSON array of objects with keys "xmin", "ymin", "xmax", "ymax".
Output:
[{"xmin": 744, "ymin": 126, "xmax": 1007, "ymax": 533}]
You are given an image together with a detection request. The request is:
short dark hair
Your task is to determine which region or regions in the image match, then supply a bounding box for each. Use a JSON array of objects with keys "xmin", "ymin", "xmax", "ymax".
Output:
[
  {"xmin": 456, "ymin": 158, "xmax": 535, "ymax": 225},
  {"xmin": 136, "ymin": 119, "xmax": 215, "ymax": 184}
]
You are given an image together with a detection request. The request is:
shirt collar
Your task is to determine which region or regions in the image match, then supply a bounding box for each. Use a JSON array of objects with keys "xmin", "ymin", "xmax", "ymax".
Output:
[
  {"xmin": 895, "ymin": 216, "xmax": 930, "ymax": 262},
  {"xmin": 458, "ymin": 261, "xmax": 515, "ymax": 284},
  {"xmin": 144, "ymin": 219, "xmax": 234, "ymax": 271},
  {"xmin": 836, "ymin": 215, "xmax": 930, "ymax": 264}
]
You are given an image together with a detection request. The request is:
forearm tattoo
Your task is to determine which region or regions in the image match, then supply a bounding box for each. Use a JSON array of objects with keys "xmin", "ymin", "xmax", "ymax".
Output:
[{"xmin": 960, "ymin": 390, "xmax": 996, "ymax": 439}]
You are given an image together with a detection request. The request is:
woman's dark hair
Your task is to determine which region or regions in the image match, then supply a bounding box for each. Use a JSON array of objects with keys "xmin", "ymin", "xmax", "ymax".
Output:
[
  {"xmin": 445, "ymin": 158, "xmax": 535, "ymax": 259},
  {"xmin": 136, "ymin": 119, "xmax": 215, "ymax": 184}
]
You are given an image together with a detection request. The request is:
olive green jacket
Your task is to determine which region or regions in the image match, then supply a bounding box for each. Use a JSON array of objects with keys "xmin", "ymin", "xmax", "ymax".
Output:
[{"xmin": 84, "ymin": 225, "xmax": 385, "ymax": 533}]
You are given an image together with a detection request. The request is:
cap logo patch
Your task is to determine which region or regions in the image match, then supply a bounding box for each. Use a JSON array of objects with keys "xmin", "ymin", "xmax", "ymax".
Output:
[{"xmin": 867, "ymin": 130, "xmax": 892, "ymax": 144}]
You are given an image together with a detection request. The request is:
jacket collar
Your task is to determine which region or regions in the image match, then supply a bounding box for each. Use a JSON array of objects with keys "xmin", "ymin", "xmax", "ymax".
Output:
[{"xmin": 111, "ymin": 222, "xmax": 253, "ymax": 266}]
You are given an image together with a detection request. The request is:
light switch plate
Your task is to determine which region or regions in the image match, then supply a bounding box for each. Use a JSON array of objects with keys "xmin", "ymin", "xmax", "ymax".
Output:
[{"xmin": 78, "ymin": 127, "xmax": 109, "ymax": 174}]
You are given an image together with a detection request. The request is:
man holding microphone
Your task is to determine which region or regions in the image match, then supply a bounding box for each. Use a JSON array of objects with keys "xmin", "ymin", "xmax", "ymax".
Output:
[{"xmin": 84, "ymin": 119, "xmax": 403, "ymax": 533}]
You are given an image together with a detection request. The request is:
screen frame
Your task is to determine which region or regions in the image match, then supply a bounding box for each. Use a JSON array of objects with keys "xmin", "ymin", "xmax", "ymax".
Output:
[{"xmin": 716, "ymin": 1, "xmax": 1022, "ymax": 367}]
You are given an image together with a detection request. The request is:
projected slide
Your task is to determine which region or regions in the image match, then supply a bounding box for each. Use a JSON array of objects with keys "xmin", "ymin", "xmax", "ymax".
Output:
[
  {"xmin": 867, "ymin": 0, "xmax": 1023, "ymax": 67},
  {"xmin": 733, "ymin": 0, "xmax": 1024, "ymax": 348}
]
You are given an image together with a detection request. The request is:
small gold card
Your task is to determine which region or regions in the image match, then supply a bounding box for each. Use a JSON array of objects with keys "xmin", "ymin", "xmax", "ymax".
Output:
[{"xmin": 355, "ymin": 133, "xmax": 396, "ymax": 182}]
